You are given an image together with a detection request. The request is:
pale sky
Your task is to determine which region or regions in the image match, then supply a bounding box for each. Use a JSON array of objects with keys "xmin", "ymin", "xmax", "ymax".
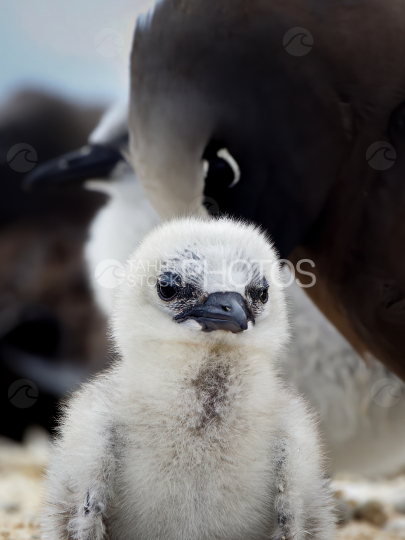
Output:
[{"xmin": 0, "ymin": 0, "xmax": 156, "ymax": 106}]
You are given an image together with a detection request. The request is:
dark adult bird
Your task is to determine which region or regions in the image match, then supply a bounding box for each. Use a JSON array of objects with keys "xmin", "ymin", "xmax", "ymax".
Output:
[{"xmin": 26, "ymin": 0, "xmax": 405, "ymax": 380}]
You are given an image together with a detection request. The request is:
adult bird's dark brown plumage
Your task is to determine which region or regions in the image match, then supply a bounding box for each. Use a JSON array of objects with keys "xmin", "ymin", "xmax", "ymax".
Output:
[{"xmin": 128, "ymin": 0, "xmax": 405, "ymax": 379}]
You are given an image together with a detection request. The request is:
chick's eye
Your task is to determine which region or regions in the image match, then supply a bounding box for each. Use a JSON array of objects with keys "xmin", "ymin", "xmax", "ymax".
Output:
[
  {"xmin": 260, "ymin": 287, "xmax": 269, "ymax": 304},
  {"xmin": 203, "ymin": 147, "xmax": 241, "ymax": 189},
  {"xmin": 157, "ymin": 274, "xmax": 180, "ymax": 301}
]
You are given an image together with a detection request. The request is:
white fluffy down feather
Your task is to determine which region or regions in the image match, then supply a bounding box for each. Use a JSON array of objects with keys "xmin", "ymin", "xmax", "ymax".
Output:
[{"xmin": 42, "ymin": 217, "xmax": 335, "ymax": 540}]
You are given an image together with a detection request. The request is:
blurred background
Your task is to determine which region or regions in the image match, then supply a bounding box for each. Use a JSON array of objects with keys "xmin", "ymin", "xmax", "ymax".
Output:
[
  {"xmin": 0, "ymin": 0, "xmax": 155, "ymax": 440},
  {"xmin": 0, "ymin": 0, "xmax": 151, "ymax": 104}
]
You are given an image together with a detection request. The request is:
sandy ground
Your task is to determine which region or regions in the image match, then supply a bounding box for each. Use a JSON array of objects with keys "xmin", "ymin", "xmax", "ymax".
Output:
[{"xmin": 0, "ymin": 430, "xmax": 404, "ymax": 540}]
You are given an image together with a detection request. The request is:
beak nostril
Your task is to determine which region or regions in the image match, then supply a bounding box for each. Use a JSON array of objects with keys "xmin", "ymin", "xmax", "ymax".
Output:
[{"xmin": 222, "ymin": 305, "xmax": 231, "ymax": 312}]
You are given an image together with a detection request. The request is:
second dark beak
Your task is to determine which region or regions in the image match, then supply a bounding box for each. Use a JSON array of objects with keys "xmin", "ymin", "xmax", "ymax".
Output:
[
  {"xmin": 24, "ymin": 144, "xmax": 125, "ymax": 190},
  {"xmin": 176, "ymin": 292, "xmax": 254, "ymax": 333}
]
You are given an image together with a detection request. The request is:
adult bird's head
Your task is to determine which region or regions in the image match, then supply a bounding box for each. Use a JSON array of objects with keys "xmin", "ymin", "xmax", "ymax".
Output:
[
  {"xmin": 112, "ymin": 217, "xmax": 289, "ymax": 365},
  {"xmin": 128, "ymin": 0, "xmax": 405, "ymax": 378},
  {"xmin": 129, "ymin": 0, "xmax": 354, "ymax": 258}
]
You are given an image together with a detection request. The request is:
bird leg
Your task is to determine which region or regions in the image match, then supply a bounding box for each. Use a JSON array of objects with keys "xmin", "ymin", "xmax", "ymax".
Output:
[
  {"xmin": 271, "ymin": 435, "xmax": 335, "ymax": 540},
  {"xmin": 272, "ymin": 482, "xmax": 304, "ymax": 540},
  {"xmin": 270, "ymin": 439, "xmax": 304, "ymax": 540},
  {"xmin": 64, "ymin": 485, "xmax": 109, "ymax": 540},
  {"xmin": 41, "ymin": 445, "xmax": 116, "ymax": 540}
]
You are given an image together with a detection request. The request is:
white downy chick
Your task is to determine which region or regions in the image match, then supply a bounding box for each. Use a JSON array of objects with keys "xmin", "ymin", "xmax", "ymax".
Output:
[{"xmin": 42, "ymin": 217, "xmax": 335, "ymax": 540}]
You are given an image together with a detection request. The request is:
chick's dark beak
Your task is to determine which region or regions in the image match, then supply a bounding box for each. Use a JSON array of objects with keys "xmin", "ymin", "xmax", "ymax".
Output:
[{"xmin": 177, "ymin": 292, "xmax": 254, "ymax": 333}]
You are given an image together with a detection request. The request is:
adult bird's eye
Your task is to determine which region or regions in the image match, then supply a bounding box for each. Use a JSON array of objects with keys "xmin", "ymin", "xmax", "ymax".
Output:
[
  {"xmin": 203, "ymin": 146, "xmax": 241, "ymax": 190},
  {"xmin": 157, "ymin": 274, "xmax": 180, "ymax": 301},
  {"xmin": 260, "ymin": 287, "xmax": 269, "ymax": 304}
]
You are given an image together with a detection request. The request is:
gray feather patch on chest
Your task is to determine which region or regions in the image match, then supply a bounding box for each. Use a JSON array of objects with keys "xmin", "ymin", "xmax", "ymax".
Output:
[{"xmin": 191, "ymin": 364, "xmax": 231, "ymax": 426}]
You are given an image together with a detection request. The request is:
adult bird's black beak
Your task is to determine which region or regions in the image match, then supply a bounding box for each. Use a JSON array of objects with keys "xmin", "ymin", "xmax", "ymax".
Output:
[
  {"xmin": 24, "ymin": 143, "xmax": 125, "ymax": 190},
  {"xmin": 176, "ymin": 292, "xmax": 254, "ymax": 333}
]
